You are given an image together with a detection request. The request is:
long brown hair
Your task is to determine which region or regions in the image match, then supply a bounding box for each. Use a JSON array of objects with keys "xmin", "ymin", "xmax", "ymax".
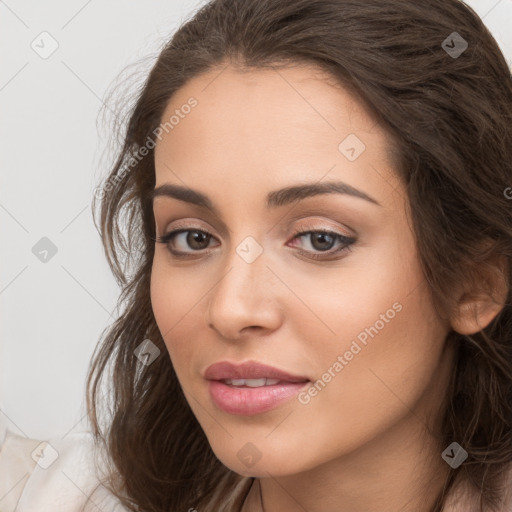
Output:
[{"xmin": 85, "ymin": 1, "xmax": 512, "ymax": 510}]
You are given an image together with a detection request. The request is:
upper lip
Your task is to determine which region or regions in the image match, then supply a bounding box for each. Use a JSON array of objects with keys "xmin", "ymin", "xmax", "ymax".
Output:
[{"xmin": 204, "ymin": 361, "xmax": 310, "ymax": 383}]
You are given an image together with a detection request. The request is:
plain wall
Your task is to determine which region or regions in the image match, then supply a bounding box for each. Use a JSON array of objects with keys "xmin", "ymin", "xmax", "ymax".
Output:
[{"xmin": 1, "ymin": 0, "xmax": 511, "ymax": 440}]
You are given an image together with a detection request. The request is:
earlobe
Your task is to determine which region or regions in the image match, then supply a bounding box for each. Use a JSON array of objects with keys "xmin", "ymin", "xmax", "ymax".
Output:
[{"xmin": 450, "ymin": 254, "xmax": 509, "ymax": 335}]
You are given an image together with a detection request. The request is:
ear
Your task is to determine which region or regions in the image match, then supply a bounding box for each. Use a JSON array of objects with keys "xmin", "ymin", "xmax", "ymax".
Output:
[{"xmin": 450, "ymin": 251, "xmax": 509, "ymax": 335}]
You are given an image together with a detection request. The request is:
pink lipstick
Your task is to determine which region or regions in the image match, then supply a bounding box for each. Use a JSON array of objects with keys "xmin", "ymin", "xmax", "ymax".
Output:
[{"xmin": 204, "ymin": 361, "xmax": 310, "ymax": 415}]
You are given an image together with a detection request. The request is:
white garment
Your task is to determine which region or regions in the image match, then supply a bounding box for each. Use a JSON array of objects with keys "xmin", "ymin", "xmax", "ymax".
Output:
[{"xmin": 0, "ymin": 413, "xmax": 128, "ymax": 512}]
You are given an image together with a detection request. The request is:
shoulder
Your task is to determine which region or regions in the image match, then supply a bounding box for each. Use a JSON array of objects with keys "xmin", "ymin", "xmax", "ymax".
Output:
[
  {"xmin": 0, "ymin": 423, "xmax": 129, "ymax": 512},
  {"xmin": 0, "ymin": 427, "xmax": 42, "ymax": 511}
]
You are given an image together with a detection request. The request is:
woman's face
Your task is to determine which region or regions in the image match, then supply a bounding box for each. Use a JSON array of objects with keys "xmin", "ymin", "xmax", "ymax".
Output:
[{"xmin": 151, "ymin": 63, "xmax": 453, "ymax": 477}]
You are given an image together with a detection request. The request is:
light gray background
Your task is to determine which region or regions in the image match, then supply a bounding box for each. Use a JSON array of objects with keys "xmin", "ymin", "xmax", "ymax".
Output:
[{"xmin": 1, "ymin": 0, "xmax": 511, "ymax": 440}]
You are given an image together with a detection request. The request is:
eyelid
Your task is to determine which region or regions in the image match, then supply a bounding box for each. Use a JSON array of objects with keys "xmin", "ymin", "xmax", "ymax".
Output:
[
  {"xmin": 154, "ymin": 204, "xmax": 360, "ymax": 238},
  {"xmin": 158, "ymin": 217, "xmax": 354, "ymax": 242},
  {"xmin": 289, "ymin": 218, "xmax": 355, "ymax": 239},
  {"xmin": 160, "ymin": 219, "xmax": 214, "ymax": 237}
]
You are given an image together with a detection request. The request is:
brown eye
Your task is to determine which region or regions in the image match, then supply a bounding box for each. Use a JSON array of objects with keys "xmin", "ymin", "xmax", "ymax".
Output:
[
  {"xmin": 183, "ymin": 230, "xmax": 211, "ymax": 250},
  {"xmin": 288, "ymin": 229, "xmax": 356, "ymax": 261},
  {"xmin": 308, "ymin": 232, "xmax": 336, "ymax": 251},
  {"xmin": 155, "ymin": 226, "xmax": 356, "ymax": 261},
  {"xmin": 156, "ymin": 229, "xmax": 218, "ymax": 255}
]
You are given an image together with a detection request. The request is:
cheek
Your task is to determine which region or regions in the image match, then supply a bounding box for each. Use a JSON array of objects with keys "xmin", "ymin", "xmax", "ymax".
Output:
[
  {"xmin": 150, "ymin": 258, "xmax": 197, "ymax": 367},
  {"xmin": 294, "ymin": 237, "xmax": 445, "ymax": 414},
  {"xmin": 293, "ymin": 229, "xmax": 423, "ymax": 366}
]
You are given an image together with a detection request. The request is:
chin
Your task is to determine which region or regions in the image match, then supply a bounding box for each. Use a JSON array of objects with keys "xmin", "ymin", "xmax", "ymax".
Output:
[{"xmin": 208, "ymin": 440, "xmax": 316, "ymax": 478}]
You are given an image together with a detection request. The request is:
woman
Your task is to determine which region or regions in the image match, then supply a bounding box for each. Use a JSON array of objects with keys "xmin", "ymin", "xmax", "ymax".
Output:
[{"xmin": 2, "ymin": 0, "xmax": 511, "ymax": 511}]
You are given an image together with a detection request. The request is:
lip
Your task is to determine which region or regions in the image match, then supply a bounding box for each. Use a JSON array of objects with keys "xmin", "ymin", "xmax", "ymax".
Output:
[
  {"xmin": 204, "ymin": 360, "xmax": 309, "ymax": 382},
  {"xmin": 204, "ymin": 361, "xmax": 310, "ymax": 415}
]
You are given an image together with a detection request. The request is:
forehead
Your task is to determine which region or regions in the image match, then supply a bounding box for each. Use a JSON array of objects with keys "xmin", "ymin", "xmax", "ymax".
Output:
[{"xmin": 153, "ymin": 63, "xmax": 399, "ymax": 206}]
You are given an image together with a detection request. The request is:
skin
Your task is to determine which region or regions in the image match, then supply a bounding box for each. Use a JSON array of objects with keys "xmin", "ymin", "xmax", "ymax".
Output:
[{"xmin": 150, "ymin": 62, "xmax": 476, "ymax": 512}]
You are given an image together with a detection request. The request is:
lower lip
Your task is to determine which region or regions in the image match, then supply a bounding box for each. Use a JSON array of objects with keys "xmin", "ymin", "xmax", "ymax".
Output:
[{"xmin": 207, "ymin": 380, "xmax": 310, "ymax": 415}]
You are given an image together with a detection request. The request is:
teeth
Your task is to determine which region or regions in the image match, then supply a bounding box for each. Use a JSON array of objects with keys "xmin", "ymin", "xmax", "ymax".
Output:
[{"xmin": 223, "ymin": 378, "xmax": 281, "ymax": 387}]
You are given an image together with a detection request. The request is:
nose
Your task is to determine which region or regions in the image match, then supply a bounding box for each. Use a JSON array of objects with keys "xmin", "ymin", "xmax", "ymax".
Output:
[{"xmin": 206, "ymin": 247, "xmax": 284, "ymax": 341}]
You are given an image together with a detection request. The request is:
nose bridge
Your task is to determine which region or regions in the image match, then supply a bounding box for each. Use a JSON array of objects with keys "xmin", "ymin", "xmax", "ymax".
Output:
[
  {"xmin": 206, "ymin": 229, "xmax": 282, "ymax": 337},
  {"xmin": 214, "ymin": 232, "xmax": 268, "ymax": 305},
  {"xmin": 221, "ymin": 209, "xmax": 269, "ymax": 274}
]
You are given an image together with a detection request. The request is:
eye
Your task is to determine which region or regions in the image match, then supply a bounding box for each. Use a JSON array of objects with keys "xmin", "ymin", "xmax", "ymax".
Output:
[
  {"xmin": 155, "ymin": 228, "xmax": 218, "ymax": 256},
  {"xmin": 287, "ymin": 229, "xmax": 356, "ymax": 260},
  {"xmin": 154, "ymin": 226, "xmax": 356, "ymax": 261}
]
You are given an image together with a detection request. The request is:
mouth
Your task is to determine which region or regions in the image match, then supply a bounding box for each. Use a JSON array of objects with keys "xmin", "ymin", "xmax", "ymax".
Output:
[
  {"xmin": 221, "ymin": 378, "xmax": 285, "ymax": 387},
  {"xmin": 204, "ymin": 361, "xmax": 311, "ymax": 415}
]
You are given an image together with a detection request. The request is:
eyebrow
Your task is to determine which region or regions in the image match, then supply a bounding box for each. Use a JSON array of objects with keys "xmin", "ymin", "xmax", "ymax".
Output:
[{"xmin": 150, "ymin": 180, "xmax": 382, "ymax": 214}]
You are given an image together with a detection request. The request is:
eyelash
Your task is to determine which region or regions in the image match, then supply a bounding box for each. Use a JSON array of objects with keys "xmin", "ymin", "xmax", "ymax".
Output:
[{"xmin": 154, "ymin": 224, "xmax": 356, "ymax": 261}]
